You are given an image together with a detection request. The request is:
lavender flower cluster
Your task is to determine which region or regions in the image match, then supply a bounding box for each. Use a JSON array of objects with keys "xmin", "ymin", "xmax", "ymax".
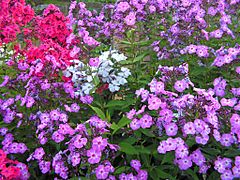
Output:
[
  {"xmin": 26, "ymin": 114, "xmax": 119, "ymax": 179},
  {"xmin": 127, "ymin": 62, "xmax": 239, "ymax": 179}
]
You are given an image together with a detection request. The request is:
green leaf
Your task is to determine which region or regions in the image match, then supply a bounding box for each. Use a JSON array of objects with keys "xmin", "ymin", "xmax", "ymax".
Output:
[
  {"xmin": 161, "ymin": 152, "xmax": 175, "ymax": 165},
  {"xmin": 154, "ymin": 167, "xmax": 175, "ymax": 180},
  {"xmin": 110, "ymin": 122, "xmax": 119, "ymax": 131},
  {"xmin": 69, "ymin": 177, "xmax": 80, "ymax": 180},
  {"xmin": 89, "ymin": 105, "xmax": 106, "ymax": 120},
  {"xmin": 111, "ymin": 116, "xmax": 131, "ymax": 134},
  {"xmin": 117, "ymin": 116, "xmax": 131, "ymax": 129},
  {"xmin": 207, "ymin": 171, "xmax": 220, "ymax": 180},
  {"xmin": 120, "ymin": 137, "xmax": 137, "ymax": 145},
  {"xmin": 140, "ymin": 129, "xmax": 155, "ymax": 137},
  {"xmin": 201, "ymin": 148, "xmax": 221, "ymax": 156},
  {"xmin": 120, "ymin": 40, "xmax": 132, "ymax": 45},
  {"xmin": 119, "ymin": 142, "xmax": 138, "ymax": 155},
  {"xmin": 134, "ymin": 130, "xmax": 142, "ymax": 138},
  {"xmin": 185, "ymin": 169, "xmax": 199, "ymax": 180},
  {"xmin": 185, "ymin": 137, "xmax": 196, "ymax": 147},
  {"xmin": 106, "ymin": 99, "xmax": 135, "ymax": 109},
  {"xmin": 136, "ymin": 145, "xmax": 151, "ymax": 154},
  {"xmin": 134, "ymin": 40, "xmax": 152, "ymax": 46},
  {"xmin": 149, "ymin": 168, "xmax": 159, "ymax": 180},
  {"xmin": 93, "ymin": 76, "xmax": 100, "ymax": 86},
  {"xmin": 133, "ymin": 52, "xmax": 149, "ymax": 63},
  {"xmin": 224, "ymin": 149, "xmax": 240, "ymax": 158},
  {"xmin": 106, "ymin": 100, "xmax": 126, "ymax": 107},
  {"xmin": 114, "ymin": 166, "xmax": 130, "ymax": 175}
]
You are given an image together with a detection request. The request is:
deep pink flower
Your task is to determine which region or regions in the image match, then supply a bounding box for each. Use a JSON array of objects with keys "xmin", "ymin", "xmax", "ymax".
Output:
[
  {"xmin": 130, "ymin": 118, "xmax": 140, "ymax": 130},
  {"xmin": 232, "ymin": 166, "xmax": 240, "ymax": 177},
  {"xmin": 26, "ymin": 96, "xmax": 35, "ymax": 108},
  {"xmin": 220, "ymin": 134, "xmax": 234, "ymax": 147},
  {"xmin": 175, "ymin": 145, "xmax": 189, "ymax": 158},
  {"xmin": 175, "ymin": 79, "xmax": 189, "ymax": 93},
  {"xmin": 148, "ymin": 95, "xmax": 161, "ymax": 110},
  {"xmin": 52, "ymin": 131, "xmax": 65, "ymax": 143},
  {"xmin": 71, "ymin": 152, "xmax": 81, "ymax": 167},
  {"xmin": 50, "ymin": 110, "xmax": 60, "ymax": 121},
  {"xmin": 183, "ymin": 122, "xmax": 196, "ymax": 135},
  {"xmin": 70, "ymin": 103, "xmax": 80, "ymax": 112},
  {"xmin": 39, "ymin": 160, "xmax": 51, "ymax": 174},
  {"xmin": 157, "ymin": 141, "xmax": 167, "ymax": 154},
  {"xmin": 89, "ymin": 57, "xmax": 100, "ymax": 67},
  {"xmin": 177, "ymin": 157, "xmax": 192, "ymax": 170},
  {"xmin": 165, "ymin": 138, "xmax": 177, "ymax": 152},
  {"xmin": 33, "ymin": 147, "xmax": 45, "ymax": 160},
  {"xmin": 221, "ymin": 170, "xmax": 233, "ymax": 180}
]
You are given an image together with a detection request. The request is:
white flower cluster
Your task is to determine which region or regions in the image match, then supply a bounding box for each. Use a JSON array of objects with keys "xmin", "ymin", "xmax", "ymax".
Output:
[
  {"xmin": 98, "ymin": 50, "xmax": 131, "ymax": 92},
  {"xmin": 64, "ymin": 60, "xmax": 96, "ymax": 95},
  {"xmin": 0, "ymin": 45, "xmax": 14, "ymax": 66},
  {"xmin": 64, "ymin": 50, "xmax": 131, "ymax": 95}
]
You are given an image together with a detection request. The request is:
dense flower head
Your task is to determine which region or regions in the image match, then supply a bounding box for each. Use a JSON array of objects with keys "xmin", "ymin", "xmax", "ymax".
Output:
[
  {"xmin": 0, "ymin": 0, "xmax": 34, "ymax": 44},
  {"xmin": 35, "ymin": 4, "xmax": 71, "ymax": 45}
]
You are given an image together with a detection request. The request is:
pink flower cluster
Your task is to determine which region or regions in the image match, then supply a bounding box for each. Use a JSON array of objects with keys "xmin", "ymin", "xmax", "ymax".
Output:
[{"xmin": 35, "ymin": 5, "xmax": 71, "ymax": 45}]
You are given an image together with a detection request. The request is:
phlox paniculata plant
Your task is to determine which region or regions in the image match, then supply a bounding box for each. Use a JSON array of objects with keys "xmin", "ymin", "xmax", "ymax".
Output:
[{"xmin": 0, "ymin": 0, "xmax": 239, "ymax": 179}]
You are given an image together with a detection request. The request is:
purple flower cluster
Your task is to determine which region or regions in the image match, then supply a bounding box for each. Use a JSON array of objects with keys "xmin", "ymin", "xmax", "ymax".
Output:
[
  {"xmin": 27, "ymin": 114, "xmax": 119, "ymax": 179},
  {"xmin": 182, "ymin": 45, "xmax": 209, "ymax": 58},
  {"xmin": 126, "ymin": 62, "xmax": 239, "ymax": 178},
  {"xmin": 95, "ymin": 161, "xmax": 115, "ymax": 179},
  {"xmin": 212, "ymin": 45, "xmax": 240, "ymax": 67},
  {"xmin": 158, "ymin": 138, "xmax": 209, "ymax": 172},
  {"xmin": 67, "ymin": 1, "xmax": 100, "ymax": 48},
  {"xmin": 0, "ymin": 128, "xmax": 28, "ymax": 155},
  {"xmin": 119, "ymin": 160, "xmax": 148, "ymax": 180},
  {"xmin": 214, "ymin": 156, "xmax": 240, "ymax": 180}
]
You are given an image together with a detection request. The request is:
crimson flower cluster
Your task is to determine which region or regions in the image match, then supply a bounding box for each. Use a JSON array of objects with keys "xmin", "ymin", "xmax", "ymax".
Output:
[
  {"xmin": 0, "ymin": 0, "xmax": 34, "ymax": 45},
  {"xmin": 0, "ymin": 149, "xmax": 29, "ymax": 180}
]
